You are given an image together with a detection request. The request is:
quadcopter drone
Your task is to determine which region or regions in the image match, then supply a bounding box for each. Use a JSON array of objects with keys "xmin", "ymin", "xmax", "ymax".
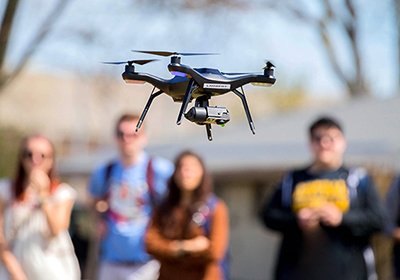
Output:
[{"xmin": 105, "ymin": 50, "xmax": 276, "ymax": 141}]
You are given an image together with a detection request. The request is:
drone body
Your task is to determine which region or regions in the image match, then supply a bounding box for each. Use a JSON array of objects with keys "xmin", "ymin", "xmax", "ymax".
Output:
[{"xmin": 108, "ymin": 51, "xmax": 276, "ymax": 140}]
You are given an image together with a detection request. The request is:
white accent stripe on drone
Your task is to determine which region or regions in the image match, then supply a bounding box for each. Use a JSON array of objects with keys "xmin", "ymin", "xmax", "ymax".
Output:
[{"xmin": 204, "ymin": 83, "xmax": 231, "ymax": 90}]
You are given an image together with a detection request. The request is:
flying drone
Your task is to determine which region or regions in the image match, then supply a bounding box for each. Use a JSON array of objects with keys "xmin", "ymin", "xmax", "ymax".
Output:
[{"xmin": 104, "ymin": 50, "xmax": 276, "ymax": 141}]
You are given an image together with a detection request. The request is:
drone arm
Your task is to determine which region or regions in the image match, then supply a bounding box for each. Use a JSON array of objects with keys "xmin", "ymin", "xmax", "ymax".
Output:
[
  {"xmin": 230, "ymin": 74, "xmax": 276, "ymax": 89},
  {"xmin": 168, "ymin": 63, "xmax": 206, "ymax": 82},
  {"xmin": 123, "ymin": 72, "xmax": 170, "ymax": 93},
  {"xmin": 136, "ymin": 88, "xmax": 164, "ymax": 131},
  {"xmin": 176, "ymin": 79, "xmax": 196, "ymax": 125},
  {"xmin": 232, "ymin": 88, "xmax": 256, "ymax": 134}
]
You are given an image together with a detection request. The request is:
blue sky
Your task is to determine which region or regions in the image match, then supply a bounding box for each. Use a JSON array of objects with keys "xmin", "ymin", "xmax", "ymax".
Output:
[{"xmin": 3, "ymin": 0, "xmax": 397, "ymax": 98}]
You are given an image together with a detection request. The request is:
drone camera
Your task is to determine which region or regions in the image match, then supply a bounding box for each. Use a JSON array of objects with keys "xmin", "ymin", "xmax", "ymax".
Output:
[{"xmin": 185, "ymin": 106, "xmax": 230, "ymax": 125}]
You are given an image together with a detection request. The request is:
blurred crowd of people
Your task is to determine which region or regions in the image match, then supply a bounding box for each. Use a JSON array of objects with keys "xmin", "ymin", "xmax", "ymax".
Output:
[{"xmin": 0, "ymin": 113, "xmax": 399, "ymax": 280}]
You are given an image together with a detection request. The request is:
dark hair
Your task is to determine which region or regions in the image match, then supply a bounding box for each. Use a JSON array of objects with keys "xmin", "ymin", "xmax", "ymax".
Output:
[
  {"xmin": 309, "ymin": 116, "xmax": 343, "ymax": 138},
  {"xmin": 153, "ymin": 150, "xmax": 213, "ymax": 239},
  {"xmin": 12, "ymin": 135, "xmax": 58, "ymax": 200},
  {"xmin": 114, "ymin": 113, "xmax": 141, "ymax": 136}
]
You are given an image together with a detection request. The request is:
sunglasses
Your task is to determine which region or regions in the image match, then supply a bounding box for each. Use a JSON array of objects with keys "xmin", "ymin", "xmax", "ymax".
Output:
[
  {"xmin": 22, "ymin": 150, "xmax": 52, "ymax": 160},
  {"xmin": 116, "ymin": 130, "xmax": 140, "ymax": 139}
]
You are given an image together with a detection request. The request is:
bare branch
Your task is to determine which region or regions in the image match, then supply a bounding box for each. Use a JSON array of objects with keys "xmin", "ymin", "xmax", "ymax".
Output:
[
  {"xmin": 0, "ymin": 0, "xmax": 20, "ymax": 73},
  {"xmin": 0, "ymin": 0, "xmax": 71, "ymax": 93},
  {"xmin": 265, "ymin": 1, "xmax": 320, "ymax": 25},
  {"xmin": 274, "ymin": 0, "xmax": 369, "ymax": 97},
  {"xmin": 318, "ymin": 20, "xmax": 348, "ymax": 85}
]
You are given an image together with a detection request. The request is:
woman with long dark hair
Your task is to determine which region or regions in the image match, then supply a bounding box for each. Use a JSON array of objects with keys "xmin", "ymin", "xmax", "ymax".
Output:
[
  {"xmin": 145, "ymin": 150, "xmax": 229, "ymax": 280},
  {"xmin": 0, "ymin": 135, "xmax": 80, "ymax": 280}
]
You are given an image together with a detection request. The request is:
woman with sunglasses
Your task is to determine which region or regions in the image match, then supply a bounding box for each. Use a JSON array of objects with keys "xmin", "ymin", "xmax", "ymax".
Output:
[
  {"xmin": 0, "ymin": 135, "xmax": 80, "ymax": 280},
  {"xmin": 145, "ymin": 150, "xmax": 229, "ymax": 280}
]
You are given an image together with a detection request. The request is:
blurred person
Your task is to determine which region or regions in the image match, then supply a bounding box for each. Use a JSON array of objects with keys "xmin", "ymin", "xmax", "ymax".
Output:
[
  {"xmin": 385, "ymin": 175, "xmax": 400, "ymax": 279},
  {"xmin": 0, "ymin": 135, "xmax": 80, "ymax": 280},
  {"xmin": 145, "ymin": 150, "xmax": 229, "ymax": 280},
  {"xmin": 88, "ymin": 113, "xmax": 174, "ymax": 280},
  {"xmin": 260, "ymin": 116, "xmax": 386, "ymax": 280}
]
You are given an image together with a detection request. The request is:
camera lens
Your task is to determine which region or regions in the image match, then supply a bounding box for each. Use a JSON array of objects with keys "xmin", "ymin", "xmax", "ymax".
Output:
[
  {"xmin": 185, "ymin": 107, "xmax": 208, "ymax": 122},
  {"xmin": 185, "ymin": 106, "xmax": 230, "ymax": 125}
]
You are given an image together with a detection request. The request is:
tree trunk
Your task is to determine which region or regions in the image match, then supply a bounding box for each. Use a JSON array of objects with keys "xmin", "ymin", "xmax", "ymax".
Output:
[{"xmin": 0, "ymin": 0, "xmax": 20, "ymax": 79}]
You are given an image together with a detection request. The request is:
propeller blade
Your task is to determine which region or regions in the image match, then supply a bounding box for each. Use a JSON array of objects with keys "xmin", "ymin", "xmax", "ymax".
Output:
[
  {"xmin": 179, "ymin": 52, "xmax": 219, "ymax": 56},
  {"xmin": 102, "ymin": 59, "xmax": 158, "ymax": 65},
  {"xmin": 131, "ymin": 59, "xmax": 159, "ymax": 65},
  {"xmin": 132, "ymin": 50, "xmax": 219, "ymax": 57},
  {"xmin": 132, "ymin": 50, "xmax": 175, "ymax": 57},
  {"xmin": 102, "ymin": 61, "xmax": 127, "ymax": 65}
]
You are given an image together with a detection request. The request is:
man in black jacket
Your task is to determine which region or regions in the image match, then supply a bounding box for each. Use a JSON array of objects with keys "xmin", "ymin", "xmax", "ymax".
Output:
[{"xmin": 260, "ymin": 116, "xmax": 386, "ymax": 280}]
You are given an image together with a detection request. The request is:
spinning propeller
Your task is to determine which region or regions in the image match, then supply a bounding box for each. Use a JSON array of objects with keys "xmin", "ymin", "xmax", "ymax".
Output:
[
  {"xmin": 132, "ymin": 50, "xmax": 219, "ymax": 64},
  {"xmin": 102, "ymin": 59, "xmax": 159, "ymax": 75},
  {"xmin": 102, "ymin": 59, "xmax": 158, "ymax": 65},
  {"xmin": 132, "ymin": 50, "xmax": 219, "ymax": 57}
]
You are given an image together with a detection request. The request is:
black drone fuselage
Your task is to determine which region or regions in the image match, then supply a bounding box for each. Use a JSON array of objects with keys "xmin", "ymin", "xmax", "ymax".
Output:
[
  {"xmin": 121, "ymin": 58, "xmax": 276, "ymax": 140},
  {"xmin": 122, "ymin": 62, "xmax": 275, "ymax": 102}
]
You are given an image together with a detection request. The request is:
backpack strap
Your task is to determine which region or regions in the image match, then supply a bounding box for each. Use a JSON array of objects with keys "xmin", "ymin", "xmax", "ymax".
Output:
[
  {"xmin": 202, "ymin": 195, "xmax": 218, "ymax": 236},
  {"xmin": 281, "ymin": 172, "xmax": 293, "ymax": 207},
  {"xmin": 104, "ymin": 161, "xmax": 116, "ymax": 192},
  {"xmin": 346, "ymin": 167, "xmax": 367, "ymax": 201},
  {"xmin": 146, "ymin": 157, "xmax": 157, "ymax": 208}
]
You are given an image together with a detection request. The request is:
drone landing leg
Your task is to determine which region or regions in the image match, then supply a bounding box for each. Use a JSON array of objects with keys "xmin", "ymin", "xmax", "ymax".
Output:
[
  {"xmin": 195, "ymin": 96, "xmax": 213, "ymax": 141},
  {"xmin": 176, "ymin": 79, "xmax": 195, "ymax": 125},
  {"xmin": 136, "ymin": 87, "xmax": 163, "ymax": 132},
  {"xmin": 232, "ymin": 88, "xmax": 256, "ymax": 134},
  {"xmin": 206, "ymin": 124, "xmax": 212, "ymax": 141}
]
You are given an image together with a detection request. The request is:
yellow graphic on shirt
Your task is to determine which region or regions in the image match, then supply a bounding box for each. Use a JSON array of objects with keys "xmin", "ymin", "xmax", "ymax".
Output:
[{"xmin": 292, "ymin": 179, "xmax": 350, "ymax": 213}]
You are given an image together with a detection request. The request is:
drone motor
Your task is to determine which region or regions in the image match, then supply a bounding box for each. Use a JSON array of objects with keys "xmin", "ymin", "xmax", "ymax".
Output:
[{"xmin": 184, "ymin": 106, "xmax": 230, "ymax": 125}]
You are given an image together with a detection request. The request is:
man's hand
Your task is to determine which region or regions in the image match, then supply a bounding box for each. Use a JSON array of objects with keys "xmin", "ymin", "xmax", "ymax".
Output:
[
  {"xmin": 318, "ymin": 203, "xmax": 343, "ymax": 227},
  {"xmin": 297, "ymin": 208, "xmax": 320, "ymax": 231}
]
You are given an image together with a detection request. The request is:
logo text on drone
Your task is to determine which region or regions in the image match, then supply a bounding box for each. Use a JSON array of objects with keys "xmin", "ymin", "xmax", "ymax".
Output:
[{"xmin": 203, "ymin": 83, "xmax": 231, "ymax": 90}]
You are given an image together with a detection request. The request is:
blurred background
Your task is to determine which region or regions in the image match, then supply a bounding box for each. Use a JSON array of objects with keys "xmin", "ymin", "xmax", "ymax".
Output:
[{"xmin": 0, "ymin": 0, "xmax": 399, "ymax": 279}]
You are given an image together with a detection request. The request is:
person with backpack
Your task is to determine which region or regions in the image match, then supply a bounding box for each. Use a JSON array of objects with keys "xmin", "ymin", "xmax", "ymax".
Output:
[
  {"xmin": 88, "ymin": 113, "xmax": 174, "ymax": 280},
  {"xmin": 145, "ymin": 150, "xmax": 229, "ymax": 280},
  {"xmin": 260, "ymin": 116, "xmax": 386, "ymax": 280}
]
